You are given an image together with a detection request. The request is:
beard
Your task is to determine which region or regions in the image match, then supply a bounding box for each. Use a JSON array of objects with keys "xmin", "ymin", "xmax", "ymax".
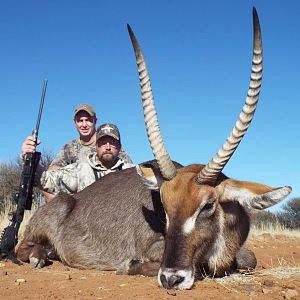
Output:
[{"xmin": 100, "ymin": 152, "xmax": 117, "ymax": 166}]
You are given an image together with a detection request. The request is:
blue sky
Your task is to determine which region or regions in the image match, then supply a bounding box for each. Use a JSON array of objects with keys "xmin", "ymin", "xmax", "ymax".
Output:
[{"xmin": 0, "ymin": 1, "xmax": 299, "ymax": 208}]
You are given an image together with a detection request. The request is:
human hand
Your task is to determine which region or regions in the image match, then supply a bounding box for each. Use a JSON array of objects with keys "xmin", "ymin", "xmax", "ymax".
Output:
[{"xmin": 21, "ymin": 135, "xmax": 41, "ymax": 159}]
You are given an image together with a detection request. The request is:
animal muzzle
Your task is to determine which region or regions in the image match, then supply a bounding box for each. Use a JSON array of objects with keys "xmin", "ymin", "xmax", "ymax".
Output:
[{"xmin": 158, "ymin": 267, "xmax": 194, "ymax": 290}]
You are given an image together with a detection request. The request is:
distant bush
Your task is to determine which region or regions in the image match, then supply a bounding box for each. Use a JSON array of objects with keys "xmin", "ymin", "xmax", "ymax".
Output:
[
  {"xmin": 277, "ymin": 198, "xmax": 300, "ymax": 229},
  {"xmin": 0, "ymin": 150, "xmax": 54, "ymax": 213},
  {"xmin": 249, "ymin": 209, "xmax": 286, "ymax": 230},
  {"xmin": 249, "ymin": 197, "xmax": 300, "ymax": 231},
  {"xmin": 0, "ymin": 159, "xmax": 22, "ymax": 211}
]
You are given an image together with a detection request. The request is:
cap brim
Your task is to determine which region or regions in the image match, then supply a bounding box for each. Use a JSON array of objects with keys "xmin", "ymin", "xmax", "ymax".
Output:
[
  {"xmin": 74, "ymin": 109, "xmax": 95, "ymax": 117},
  {"xmin": 97, "ymin": 133, "xmax": 120, "ymax": 141}
]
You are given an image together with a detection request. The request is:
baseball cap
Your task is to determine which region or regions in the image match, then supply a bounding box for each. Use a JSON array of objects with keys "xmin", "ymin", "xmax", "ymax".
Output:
[
  {"xmin": 96, "ymin": 123, "xmax": 121, "ymax": 142},
  {"xmin": 74, "ymin": 104, "xmax": 96, "ymax": 117}
]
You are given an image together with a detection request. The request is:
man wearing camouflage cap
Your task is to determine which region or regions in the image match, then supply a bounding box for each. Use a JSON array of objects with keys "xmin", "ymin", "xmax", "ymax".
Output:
[
  {"xmin": 49, "ymin": 104, "xmax": 132, "ymax": 169},
  {"xmin": 22, "ymin": 104, "xmax": 132, "ymax": 201},
  {"xmin": 21, "ymin": 123, "xmax": 134, "ymax": 196}
]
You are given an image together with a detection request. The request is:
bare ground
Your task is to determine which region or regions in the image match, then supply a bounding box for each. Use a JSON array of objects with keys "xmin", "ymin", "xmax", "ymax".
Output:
[{"xmin": 0, "ymin": 233, "xmax": 299, "ymax": 300}]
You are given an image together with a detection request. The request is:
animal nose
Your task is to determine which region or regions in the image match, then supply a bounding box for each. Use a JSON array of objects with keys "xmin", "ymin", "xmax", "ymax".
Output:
[{"xmin": 160, "ymin": 274, "xmax": 184, "ymax": 289}]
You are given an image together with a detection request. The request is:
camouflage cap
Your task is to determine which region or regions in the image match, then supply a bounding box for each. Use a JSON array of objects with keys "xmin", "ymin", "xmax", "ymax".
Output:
[
  {"xmin": 96, "ymin": 123, "xmax": 121, "ymax": 142},
  {"xmin": 74, "ymin": 104, "xmax": 96, "ymax": 117}
]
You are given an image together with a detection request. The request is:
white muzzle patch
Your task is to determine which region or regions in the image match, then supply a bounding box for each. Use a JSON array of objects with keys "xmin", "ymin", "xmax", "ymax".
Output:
[{"xmin": 158, "ymin": 267, "xmax": 194, "ymax": 290}]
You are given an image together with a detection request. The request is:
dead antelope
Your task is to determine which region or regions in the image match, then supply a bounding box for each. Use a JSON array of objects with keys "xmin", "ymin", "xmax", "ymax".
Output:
[{"xmin": 16, "ymin": 7, "xmax": 291, "ymax": 290}]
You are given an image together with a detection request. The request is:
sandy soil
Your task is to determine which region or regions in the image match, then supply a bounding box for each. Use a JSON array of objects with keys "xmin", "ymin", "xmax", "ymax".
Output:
[{"xmin": 0, "ymin": 234, "xmax": 299, "ymax": 300}]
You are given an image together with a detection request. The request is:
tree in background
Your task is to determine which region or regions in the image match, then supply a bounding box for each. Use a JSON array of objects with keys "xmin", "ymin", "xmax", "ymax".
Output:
[
  {"xmin": 248, "ymin": 209, "xmax": 285, "ymax": 230},
  {"xmin": 0, "ymin": 150, "xmax": 54, "ymax": 212},
  {"xmin": 249, "ymin": 197, "xmax": 300, "ymax": 230},
  {"xmin": 278, "ymin": 198, "xmax": 300, "ymax": 229},
  {"xmin": 0, "ymin": 159, "xmax": 22, "ymax": 211}
]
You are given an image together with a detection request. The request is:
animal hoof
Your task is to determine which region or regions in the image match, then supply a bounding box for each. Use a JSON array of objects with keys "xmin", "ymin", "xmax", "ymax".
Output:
[
  {"xmin": 235, "ymin": 247, "xmax": 257, "ymax": 270},
  {"xmin": 29, "ymin": 257, "xmax": 45, "ymax": 269}
]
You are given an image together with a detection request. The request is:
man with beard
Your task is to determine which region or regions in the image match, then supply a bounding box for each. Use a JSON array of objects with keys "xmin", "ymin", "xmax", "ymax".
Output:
[
  {"xmin": 21, "ymin": 123, "xmax": 134, "ymax": 196},
  {"xmin": 47, "ymin": 104, "xmax": 132, "ymax": 168},
  {"xmin": 22, "ymin": 104, "xmax": 132, "ymax": 201}
]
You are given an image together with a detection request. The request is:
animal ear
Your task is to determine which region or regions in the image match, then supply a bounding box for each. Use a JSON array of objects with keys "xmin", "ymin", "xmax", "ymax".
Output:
[
  {"xmin": 136, "ymin": 165, "xmax": 164, "ymax": 190},
  {"xmin": 217, "ymin": 178, "xmax": 292, "ymax": 209}
]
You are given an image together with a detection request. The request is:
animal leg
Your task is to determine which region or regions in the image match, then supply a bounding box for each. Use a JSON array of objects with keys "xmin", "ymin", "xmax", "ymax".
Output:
[
  {"xmin": 16, "ymin": 241, "xmax": 47, "ymax": 269},
  {"xmin": 127, "ymin": 237, "xmax": 164, "ymax": 276},
  {"xmin": 127, "ymin": 259, "xmax": 161, "ymax": 276}
]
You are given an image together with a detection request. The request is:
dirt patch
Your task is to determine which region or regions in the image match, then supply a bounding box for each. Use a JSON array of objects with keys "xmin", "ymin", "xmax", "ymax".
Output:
[{"xmin": 1, "ymin": 234, "xmax": 299, "ymax": 300}]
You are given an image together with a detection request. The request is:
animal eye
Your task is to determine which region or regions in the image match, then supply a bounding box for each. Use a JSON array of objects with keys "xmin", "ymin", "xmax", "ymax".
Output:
[{"xmin": 202, "ymin": 201, "xmax": 214, "ymax": 211}]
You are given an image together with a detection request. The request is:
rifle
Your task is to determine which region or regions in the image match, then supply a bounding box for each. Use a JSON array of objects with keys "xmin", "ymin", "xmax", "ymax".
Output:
[{"xmin": 0, "ymin": 80, "xmax": 48, "ymax": 263}]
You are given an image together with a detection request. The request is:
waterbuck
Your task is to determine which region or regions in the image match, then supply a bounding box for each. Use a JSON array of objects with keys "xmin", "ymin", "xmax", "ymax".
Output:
[{"xmin": 16, "ymin": 8, "xmax": 291, "ymax": 290}]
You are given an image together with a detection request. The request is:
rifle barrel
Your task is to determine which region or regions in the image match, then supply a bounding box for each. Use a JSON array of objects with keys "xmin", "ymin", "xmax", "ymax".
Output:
[{"xmin": 33, "ymin": 79, "xmax": 48, "ymax": 143}]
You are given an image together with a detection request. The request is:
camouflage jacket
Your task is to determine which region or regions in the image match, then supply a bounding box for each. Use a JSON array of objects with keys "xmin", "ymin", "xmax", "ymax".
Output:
[
  {"xmin": 38, "ymin": 153, "xmax": 134, "ymax": 195},
  {"xmin": 50, "ymin": 138, "xmax": 133, "ymax": 167}
]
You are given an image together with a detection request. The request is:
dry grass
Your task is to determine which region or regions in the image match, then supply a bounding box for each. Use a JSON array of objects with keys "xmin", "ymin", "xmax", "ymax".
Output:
[
  {"xmin": 205, "ymin": 260, "xmax": 300, "ymax": 291},
  {"xmin": 202, "ymin": 257, "xmax": 300, "ymax": 284},
  {"xmin": 259, "ymin": 266, "xmax": 300, "ymax": 279},
  {"xmin": 249, "ymin": 223, "xmax": 300, "ymax": 239},
  {"xmin": 0, "ymin": 199, "xmax": 39, "ymax": 239},
  {"xmin": 199, "ymin": 267, "xmax": 299, "ymax": 299},
  {"xmin": 0, "ymin": 197, "xmax": 14, "ymax": 233}
]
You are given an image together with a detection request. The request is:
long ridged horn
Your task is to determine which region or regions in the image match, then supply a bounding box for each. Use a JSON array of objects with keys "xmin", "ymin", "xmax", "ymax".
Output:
[
  {"xmin": 196, "ymin": 7, "xmax": 263, "ymax": 185},
  {"xmin": 127, "ymin": 24, "xmax": 177, "ymax": 180}
]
